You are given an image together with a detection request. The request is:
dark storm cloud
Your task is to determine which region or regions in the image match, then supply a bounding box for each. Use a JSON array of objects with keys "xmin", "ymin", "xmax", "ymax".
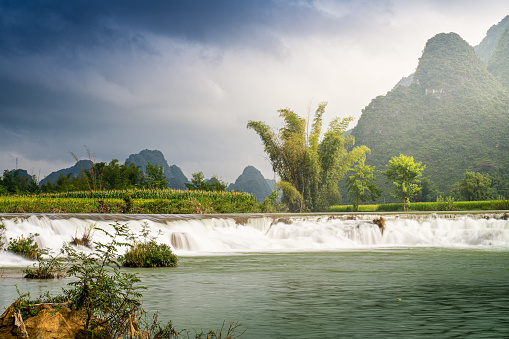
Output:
[{"xmin": 0, "ymin": 0, "xmax": 369, "ymax": 56}]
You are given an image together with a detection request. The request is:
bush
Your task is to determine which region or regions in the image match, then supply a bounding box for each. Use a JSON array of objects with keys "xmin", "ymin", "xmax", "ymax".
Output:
[
  {"xmin": 121, "ymin": 222, "xmax": 178, "ymax": 268},
  {"xmin": 7, "ymin": 233, "xmax": 45, "ymax": 260},
  {"xmin": 23, "ymin": 254, "xmax": 67, "ymax": 279},
  {"xmin": 61, "ymin": 222, "xmax": 146, "ymax": 337},
  {"xmin": 122, "ymin": 241, "xmax": 178, "ymax": 268}
]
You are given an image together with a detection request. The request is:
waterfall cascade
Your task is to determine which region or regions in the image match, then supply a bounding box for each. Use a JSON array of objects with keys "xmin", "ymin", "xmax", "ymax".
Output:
[{"xmin": 1, "ymin": 212, "xmax": 508, "ymax": 266}]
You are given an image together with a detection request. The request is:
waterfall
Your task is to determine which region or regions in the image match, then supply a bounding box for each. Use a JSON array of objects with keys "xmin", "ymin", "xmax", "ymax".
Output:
[{"xmin": 1, "ymin": 213, "xmax": 508, "ymax": 266}]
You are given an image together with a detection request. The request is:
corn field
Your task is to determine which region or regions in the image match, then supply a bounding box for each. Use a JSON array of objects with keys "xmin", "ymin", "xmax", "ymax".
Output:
[{"xmin": 0, "ymin": 189, "xmax": 261, "ymax": 214}]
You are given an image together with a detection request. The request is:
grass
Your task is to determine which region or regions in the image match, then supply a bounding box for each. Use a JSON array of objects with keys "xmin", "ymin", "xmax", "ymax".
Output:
[{"xmin": 329, "ymin": 199, "xmax": 509, "ymax": 212}]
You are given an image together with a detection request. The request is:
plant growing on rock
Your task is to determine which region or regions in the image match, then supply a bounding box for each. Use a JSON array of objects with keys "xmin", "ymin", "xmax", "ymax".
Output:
[{"xmin": 60, "ymin": 222, "xmax": 145, "ymax": 337}]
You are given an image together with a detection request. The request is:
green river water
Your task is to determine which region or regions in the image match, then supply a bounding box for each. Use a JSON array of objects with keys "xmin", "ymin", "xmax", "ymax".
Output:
[{"xmin": 2, "ymin": 248, "xmax": 508, "ymax": 338}]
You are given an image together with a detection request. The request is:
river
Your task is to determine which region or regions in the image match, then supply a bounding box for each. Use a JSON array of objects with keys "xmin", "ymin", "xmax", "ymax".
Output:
[{"xmin": 1, "ymin": 212, "xmax": 508, "ymax": 338}]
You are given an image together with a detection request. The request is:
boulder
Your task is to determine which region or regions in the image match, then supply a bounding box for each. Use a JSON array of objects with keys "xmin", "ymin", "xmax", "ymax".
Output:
[{"xmin": 0, "ymin": 301, "xmax": 110, "ymax": 339}]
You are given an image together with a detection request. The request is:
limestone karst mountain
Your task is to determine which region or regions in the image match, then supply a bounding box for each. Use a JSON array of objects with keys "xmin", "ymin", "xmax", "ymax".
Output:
[
  {"xmin": 350, "ymin": 28, "xmax": 509, "ymax": 200},
  {"xmin": 227, "ymin": 166, "xmax": 273, "ymax": 202},
  {"xmin": 125, "ymin": 149, "xmax": 189, "ymax": 190}
]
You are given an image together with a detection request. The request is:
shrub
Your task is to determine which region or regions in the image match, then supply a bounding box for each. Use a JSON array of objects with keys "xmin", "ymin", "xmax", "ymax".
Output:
[
  {"xmin": 12, "ymin": 222, "xmax": 244, "ymax": 338},
  {"xmin": 7, "ymin": 233, "xmax": 45, "ymax": 260},
  {"xmin": 61, "ymin": 222, "xmax": 146, "ymax": 337},
  {"xmin": 23, "ymin": 254, "xmax": 67, "ymax": 279},
  {"xmin": 122, "ymin": 241, "xmax": 178, "ymax": 268},
  {"xmin": 121, "ymin": 222, "xmax": 178, "ymax": 268}
]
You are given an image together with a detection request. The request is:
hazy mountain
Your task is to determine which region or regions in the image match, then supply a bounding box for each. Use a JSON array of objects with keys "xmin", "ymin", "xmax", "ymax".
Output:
[
  {"xmin": 125, "ymin": 149, "xmax": 189, "ymax": 190},
  {"xmin": 351, "ymin": 32, "xmax": 509, "ymax": 199},
  {"xmin": 227, "ymin": 166, "xmax": 273, "ymax": 202},
  {"xmin": 486, "ymin": 17, "xmax": 509, "ymax": 88},
  {"xmin": 475, "ymin": 15, "xmax": 509, "ymax": 65},
  {"xmin": 39, "ymin": 160, "xmax": 93, "ymax": 185}
]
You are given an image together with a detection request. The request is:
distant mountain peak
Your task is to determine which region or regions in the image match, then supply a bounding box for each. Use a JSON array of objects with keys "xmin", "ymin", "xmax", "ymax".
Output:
[
  {"xmin": 487, "ymin": 17, "xmax": 509, "ymax": 88},
  {"xmin": 414, "ymin": 33, "xmax": 499, "ymax": 97},
  {"xmin": 475, "ymin": 15, "xmax": 509, "ymax": 64},
  {"xmin": 40, "ymin": 160, "xmax": 93, "ymax": 185},
  {"xmin": 125, "ymin": 149, "xmax": 189, "ymax": 190},
  {"xmin": 227, "ymin": 166, "xmax": 272, "ymax": 202}
]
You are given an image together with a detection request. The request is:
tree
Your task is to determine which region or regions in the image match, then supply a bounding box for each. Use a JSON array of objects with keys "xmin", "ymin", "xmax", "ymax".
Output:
[
  {"xmin": 459, "ymin": 171, "xmax": 492, "ymax": 201},
  {"xmin": 380, "ymin": 154, "xmax": 425, "ymax": 211},
  {"xmin": 345, "ymin": 156, "xmax": 382, "ymax": 211},
  {"xmin": 144, "ymin": 163, "xmax": 168, "ymax": 189},
  {"xmin": 247, "ymin": 102, "xmax": 369, "ymax": 212},
  {"xmin": 414, "ymin": 177, "xmax": 440, "ymax": 202},
  {"xmin": 185, "ymin": 172, "xmax": 227, "ymax": 191},
  {"xmin": 1, "ymin": 169, "xmax": 39, "ymax": 194}
]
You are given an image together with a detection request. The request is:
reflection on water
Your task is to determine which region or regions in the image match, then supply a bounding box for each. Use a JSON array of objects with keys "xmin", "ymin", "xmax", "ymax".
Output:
[{"xmin": 2, "ymin": 249, "xmax": 509, "ymax": 338}]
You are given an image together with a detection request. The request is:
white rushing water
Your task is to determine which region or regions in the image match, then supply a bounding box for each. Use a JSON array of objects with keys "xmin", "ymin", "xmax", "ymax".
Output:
[{"xmin": 1, "ymin": 213, "xmax": 508, "ymax": 266}]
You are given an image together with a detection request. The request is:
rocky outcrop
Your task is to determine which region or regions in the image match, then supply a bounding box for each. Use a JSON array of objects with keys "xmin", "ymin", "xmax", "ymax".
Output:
[{"xmin": 0, "ymin": 301, "xmax": 110, "ymax": 339}]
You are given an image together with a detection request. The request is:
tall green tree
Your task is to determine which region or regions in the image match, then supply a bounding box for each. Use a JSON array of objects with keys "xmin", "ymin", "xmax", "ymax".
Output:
[
  {"xmin": 247, "ymin": 102, "xmax": 369, "ymax": 212},
  {"xmin": 185, "ymin": 172, "xmax": 227, "ymax": 191},
  {"xmin": 1, "ymin": 169, "xmax": 39, "ymax": 194},
  {"xmin": 380, "ymin": 154, "xmax": 425, "ymax": 211},
  {"xmin": 345, "ymin": 156, "xmax": 382, "ymax": 211},
  {"xmin": 144, "ymin": 163, "xmax": 168, "ymax": 189},
  {"xmin": 414, "ymin": 177, "xmax": 440, "ymax": 202},
  {"xmin": 459, "ymin": 171, "xmax": 492, "ymax": 201}
]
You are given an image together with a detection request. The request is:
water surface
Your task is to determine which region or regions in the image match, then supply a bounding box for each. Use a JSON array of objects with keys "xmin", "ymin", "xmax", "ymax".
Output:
[{"xmin": 4, "ymin": 248, "xmax": 507, "ymax": 338}]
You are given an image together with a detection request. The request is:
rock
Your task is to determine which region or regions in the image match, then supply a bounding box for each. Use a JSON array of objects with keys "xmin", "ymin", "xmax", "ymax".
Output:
[{"xmin": 0, "ymin": 301, "xmax": 111, "ymax": 339}]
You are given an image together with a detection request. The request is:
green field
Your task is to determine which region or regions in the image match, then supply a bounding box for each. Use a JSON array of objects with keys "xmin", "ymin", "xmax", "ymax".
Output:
[
  {"xmin": 0, "ymin": 189, "xmax": 261, "ymax": 214},
  {"xmin": 329, "ymin": 199, "xmax": 509, "ymax": 212},
  {"xmin": 1, "ymin": 189, "xmax": 508, "ymax": 214}
]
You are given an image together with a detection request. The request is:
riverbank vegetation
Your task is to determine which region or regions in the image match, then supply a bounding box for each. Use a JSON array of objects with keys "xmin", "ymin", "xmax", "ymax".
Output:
[{"xmin": 329, "ymin": 198, "xmax": 509, "ymax": 212}]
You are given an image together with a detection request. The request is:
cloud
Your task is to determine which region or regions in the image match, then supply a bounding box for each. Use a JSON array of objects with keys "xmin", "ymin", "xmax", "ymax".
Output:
[{"xmin": 0, "ymin": 0, "xmax": 508, "ymax": 182}]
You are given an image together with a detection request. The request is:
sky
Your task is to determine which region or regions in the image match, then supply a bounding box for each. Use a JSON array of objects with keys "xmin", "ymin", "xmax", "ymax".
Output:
[{"xmin": 1, "ymin": 0, "xmax": 509, "ymax": 184}]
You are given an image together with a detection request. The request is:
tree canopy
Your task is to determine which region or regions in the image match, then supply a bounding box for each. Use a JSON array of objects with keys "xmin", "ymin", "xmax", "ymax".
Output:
[
  {"xmin": 345, "ymin": 156, "xmax": 382, "ymax": 211},
  {"xmin": 185, "ymin": 172, "xmax": 227, "ymax": 191},
  {"xmin": 381, "ymin": 154, "xmax": 425, "ymax": 210},
  {"xmin": 247, "ymin": 102, "xmax": 369, "ymax": 212},
  {"xmin": 459, "ymin": 171, "xmax": 493, "ymax": 201}
]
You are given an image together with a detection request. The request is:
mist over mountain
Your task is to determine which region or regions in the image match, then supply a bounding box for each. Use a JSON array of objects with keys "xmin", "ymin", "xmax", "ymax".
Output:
[
  {"xmin": 351, "ymin": 25, "xmax": 509, "ymax": 200},
  {"xmin": 475, "ymin": 15, "xmax": 509, "ymax": 65},
  {"xmin": 486, "ymin": 16, "xmax": 509, "ymax": 88}
]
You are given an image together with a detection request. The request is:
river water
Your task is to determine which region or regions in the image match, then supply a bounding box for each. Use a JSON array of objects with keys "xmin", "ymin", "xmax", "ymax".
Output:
[{"xmin": 1, "ymin": 213, "xmax": 509, "ymax": 338}]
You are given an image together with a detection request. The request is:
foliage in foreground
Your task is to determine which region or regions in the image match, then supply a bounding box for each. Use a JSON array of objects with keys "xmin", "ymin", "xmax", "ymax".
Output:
[
  {"xmin": 248, "ymin": 102, "xmax": 369, "ymax": 212},
  {"xmin": 8, "ymin": 223, "xmax": 244, "ymax": 339},
  {"xmin": 11, "ymin": 223, "xmax": 245, "ymax": 338}
]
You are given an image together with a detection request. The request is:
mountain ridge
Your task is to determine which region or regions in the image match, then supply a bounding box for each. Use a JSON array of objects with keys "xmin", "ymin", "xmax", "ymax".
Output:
[{"xmin": 351, "ymin": 27, "xmax": 509, "ymax": 200}]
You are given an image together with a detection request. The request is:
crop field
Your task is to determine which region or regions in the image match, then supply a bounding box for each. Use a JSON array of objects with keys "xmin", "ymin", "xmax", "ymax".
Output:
[{"xmin": 0, "ymin": 189, "xmax": 260, "ymax": 214}]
